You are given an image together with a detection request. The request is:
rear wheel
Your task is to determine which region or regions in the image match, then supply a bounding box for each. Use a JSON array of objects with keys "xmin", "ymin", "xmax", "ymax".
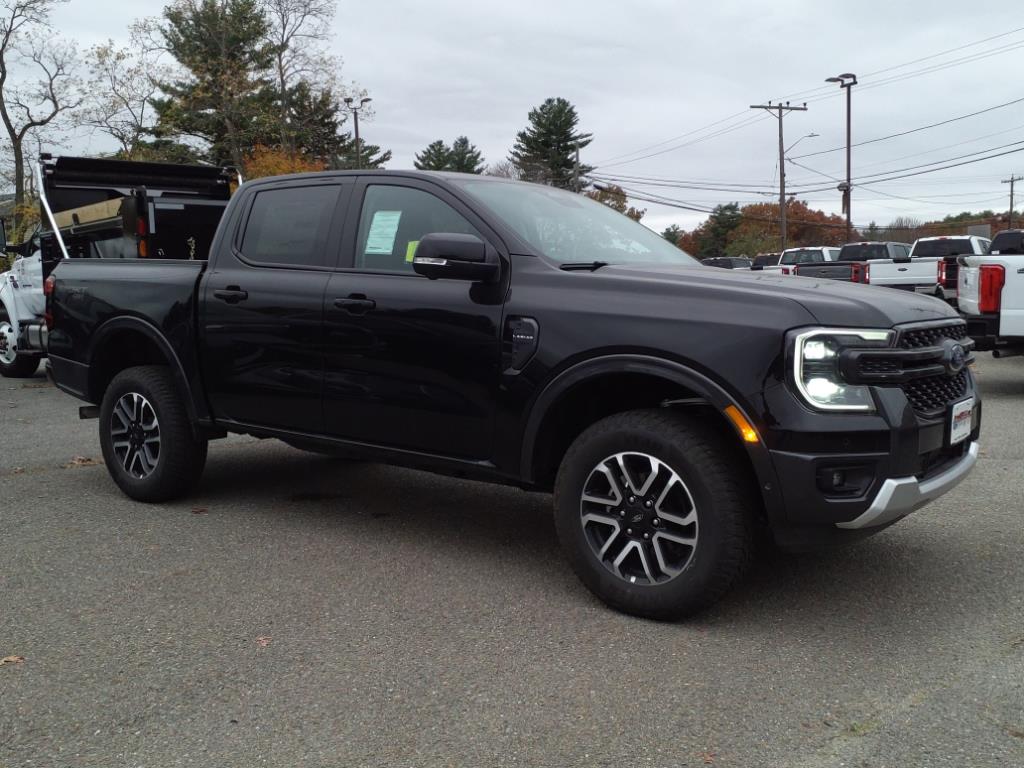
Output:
[
  {"xmin": 554, "ymin": 409, "xmax": 756, "ymax": 620},
  {"xmin": 0, "ymin": 316, "xmax": 40, "ymax": 378},
  {"xmin": 99, "ymin": 366, "xmax": 208, "ymax": 502}
]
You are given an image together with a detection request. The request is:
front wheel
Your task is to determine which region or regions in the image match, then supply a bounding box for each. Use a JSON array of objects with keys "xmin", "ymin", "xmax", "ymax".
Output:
[
  {"xmin": 99, "ymin": 366, "xmax": 208, "ymax": 502},
  {"xmin": 0, "ymin": 317, "xmax": 40, "ymax": 378},
  {"xmin": 554, "ymin": 409, "xmax": 756, "ymax": 620}
]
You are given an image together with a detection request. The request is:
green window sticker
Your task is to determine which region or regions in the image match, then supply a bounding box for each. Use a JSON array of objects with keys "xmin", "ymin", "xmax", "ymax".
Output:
[
  {"xmin": 405, "ymin": 240, "xmax": 420, "ymax": 262},
  {"xmin": 365, "ymin": 210, "xmax": 402, "ymax": 254}
]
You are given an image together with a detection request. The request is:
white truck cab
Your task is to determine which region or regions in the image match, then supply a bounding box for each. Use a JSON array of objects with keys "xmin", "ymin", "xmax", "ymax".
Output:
[{"xmin": 958, "ymin": 229, "xmax": 1024, "ymax": 355}]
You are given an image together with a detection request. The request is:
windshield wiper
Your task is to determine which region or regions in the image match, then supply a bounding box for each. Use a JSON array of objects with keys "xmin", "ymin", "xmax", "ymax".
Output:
[{"xmin": 560, "ymin": 261, "xmax": 610, "ymax": 271}]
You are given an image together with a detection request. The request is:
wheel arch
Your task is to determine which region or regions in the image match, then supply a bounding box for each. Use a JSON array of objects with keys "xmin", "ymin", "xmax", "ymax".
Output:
[
  {"xmin": 86, "ymin": 317, "xmax": 201, "ymax": 430},
  {"xmin": 520, "ymin": 354, "xmax": 783, "ymax": 521}
]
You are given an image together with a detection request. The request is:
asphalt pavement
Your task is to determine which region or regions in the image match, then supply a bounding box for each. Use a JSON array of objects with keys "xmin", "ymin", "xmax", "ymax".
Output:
[{"xmin": 2, "ymin": 356, "xmax": 1023, "ymax": 767}]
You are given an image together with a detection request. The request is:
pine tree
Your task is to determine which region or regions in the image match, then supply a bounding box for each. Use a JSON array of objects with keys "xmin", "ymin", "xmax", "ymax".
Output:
[
  {"xmin": 414, "ymin": 140, "xmax": 451, "ymax": 170},
  {"xmin": 330, "ymin": 134, "xmax": 391, "ymax": 169},
  {"xmin": 447, "ymin": 136, "xmax": 485, "ymax": 174},
  {"xmin": 153, "ymin": 0, "xmax": 277, "ymax": 167},
  {"xmin": 509, "ymin": 97, "xmax": 593, "ymax": 189}
]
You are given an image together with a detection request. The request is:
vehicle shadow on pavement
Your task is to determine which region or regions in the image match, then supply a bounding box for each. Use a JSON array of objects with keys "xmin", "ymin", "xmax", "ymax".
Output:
[{"xmin": 182, "ymin": 440, "xmax": 991, "ymax": 638}]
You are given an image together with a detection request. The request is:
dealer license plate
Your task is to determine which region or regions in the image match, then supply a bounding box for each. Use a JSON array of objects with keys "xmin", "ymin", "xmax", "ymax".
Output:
[{"xmin": 950, "ymin": 398, "xmax": 974, "ymax": 446}]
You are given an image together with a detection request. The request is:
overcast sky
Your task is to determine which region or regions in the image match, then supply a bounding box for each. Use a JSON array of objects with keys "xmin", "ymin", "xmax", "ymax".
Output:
[{"xmin": 51, "ymin": 0, "xmax": 1024, "ymax": 234}]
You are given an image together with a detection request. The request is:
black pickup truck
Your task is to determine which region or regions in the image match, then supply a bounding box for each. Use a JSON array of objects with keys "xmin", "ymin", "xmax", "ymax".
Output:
[{"xmin": 46, "ymin": 170, "xmax": 982, "ymax": 619}]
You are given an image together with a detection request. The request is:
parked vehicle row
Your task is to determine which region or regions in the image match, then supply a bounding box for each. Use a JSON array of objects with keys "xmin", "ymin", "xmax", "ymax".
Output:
[{"xmin": 36, "ymin": 157, "xmax": 982, "ymax": 620}]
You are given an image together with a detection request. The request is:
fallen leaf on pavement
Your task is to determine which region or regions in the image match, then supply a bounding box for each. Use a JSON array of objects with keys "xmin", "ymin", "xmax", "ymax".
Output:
[
  {"xmin": 255, "ymin": 636, "xmax": 272, "ymax": 648},
  {"xmin": 1, "ymin": 655, "xmax": 26, "ymax": 665},
  {"xmin": 63, "ymin": 456, "xmax": 102, "ymax": 468},
  {"xmin": 12, "ymin": 467, "xmax": 25, "ymax": 474}
]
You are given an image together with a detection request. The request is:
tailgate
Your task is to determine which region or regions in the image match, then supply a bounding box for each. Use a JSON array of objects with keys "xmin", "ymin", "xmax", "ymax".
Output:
[
  {"xmin": 957, "ymin": 257, "xmax": 981, "ymax": 315},
  {"xmin": 794, "ymin": 263, "xmax": 853, "ymax": 281},
  {"xmin": 867, "ymin": 259, "xmax": 939, "ymax": 287}
]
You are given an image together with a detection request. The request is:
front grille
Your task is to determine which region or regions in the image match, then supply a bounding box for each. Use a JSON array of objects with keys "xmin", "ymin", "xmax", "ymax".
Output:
[
  {"xmin": 902, "ymin": 369, "xmax": 969, "ymax": 416},
  {"xmin": 897, "ymin": 322, "xmax": 967, "ymax": 349},
  {"xmin": 859, "ymin": 358, "xmax": 900, "ymax": 375},
  {"xmin": 893, "ymin": 322, "xmax": 971, "ymax": 417}
]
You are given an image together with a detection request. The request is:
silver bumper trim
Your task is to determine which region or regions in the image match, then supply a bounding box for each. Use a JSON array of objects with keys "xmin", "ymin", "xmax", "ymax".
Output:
[{"xmin": 836, "ymin": 441, "xmax": 979, "ymax": 530}]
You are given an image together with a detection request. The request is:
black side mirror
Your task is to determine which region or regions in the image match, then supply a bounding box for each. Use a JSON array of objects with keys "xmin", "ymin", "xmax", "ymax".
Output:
[{"xmin": 413, "ymin": 232, "xmax": 500, "ymax": 283}]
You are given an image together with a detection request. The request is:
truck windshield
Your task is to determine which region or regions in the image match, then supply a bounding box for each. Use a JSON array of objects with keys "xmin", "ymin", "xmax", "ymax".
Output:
[
  {"xmin": 839, "ymin": 243, "xmax": 889, "ymax": 261},
  {"xmin": 911, "ymin": 238, "xmax": 972, "ymax": 258},
  {"xmin": 457, "ymin": 180, "xmax": 699, "ymax": 266}
]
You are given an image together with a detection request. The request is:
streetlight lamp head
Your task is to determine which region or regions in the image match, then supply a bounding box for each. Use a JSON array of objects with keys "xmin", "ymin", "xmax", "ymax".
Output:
[
  {"xmin": 825, "ymin": 77, "xmax": 842, "ymax": 83},
  {"xmin": 360, "ymin": 97, "xmax": 372, "ymax": 106},
  {"xmin": 839, "ymin": 73, "xmax": 857, "ymax": 80},
  {"xmin": 344, "ymin": 96, "xmax": 353, "ymax": 105}
]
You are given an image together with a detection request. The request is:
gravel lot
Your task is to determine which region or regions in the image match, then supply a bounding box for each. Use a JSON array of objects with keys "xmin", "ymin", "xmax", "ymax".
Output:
[{"xmin": 2, "ymin": 355, "xmax": 1023, "ymax": 767}]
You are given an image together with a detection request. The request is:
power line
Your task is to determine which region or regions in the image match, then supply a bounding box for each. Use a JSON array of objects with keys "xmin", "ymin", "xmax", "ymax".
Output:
[
  {"xmin": 594, "ymin": 27, "xmax": 1024, "ymax": 170},
  {"xmin": 791, "ymin": 95, "xmax": 1024, "ymax": 160}
]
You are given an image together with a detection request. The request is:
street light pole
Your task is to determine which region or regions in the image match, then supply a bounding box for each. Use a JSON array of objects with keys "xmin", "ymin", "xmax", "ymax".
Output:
[
  {"xmin": 344, "ymin": 96, "xmax": 373, "ymax": 169},
  {"xmin": 826, "ymin": 73, "xmax": 857, "ymax": 242},
  {"xmin": 751, "ymin": 101, "xmax": 808, "ymax": 251}
]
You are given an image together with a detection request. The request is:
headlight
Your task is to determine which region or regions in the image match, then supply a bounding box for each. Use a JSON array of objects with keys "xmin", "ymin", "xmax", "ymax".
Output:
[{"xmin": 791, "ymin": 328, "xmax": 894, "ymax": 411}]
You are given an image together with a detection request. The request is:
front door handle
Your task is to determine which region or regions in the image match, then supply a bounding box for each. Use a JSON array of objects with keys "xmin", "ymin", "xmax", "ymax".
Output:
[
  {"xmin": 334, "ymin": 295, "xmax": 376, "ymax": 315},
  {"xmin": 213, "ymin": 287, "xmax": 248, "ymax": 304}
]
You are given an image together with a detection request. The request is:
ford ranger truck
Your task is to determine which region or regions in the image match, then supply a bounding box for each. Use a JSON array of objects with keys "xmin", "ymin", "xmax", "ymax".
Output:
[{"xmin": 46, "ymin": 170, "xmax": 982, "ymax": 619}]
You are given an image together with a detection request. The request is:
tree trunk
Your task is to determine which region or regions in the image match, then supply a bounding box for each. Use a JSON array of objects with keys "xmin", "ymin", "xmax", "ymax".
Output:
[{"xmin": 12, "ymin": 137, "xmax": 24, "ymax": 208}]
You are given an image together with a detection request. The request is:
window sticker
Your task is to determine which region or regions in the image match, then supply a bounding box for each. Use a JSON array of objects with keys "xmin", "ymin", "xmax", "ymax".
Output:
[
  {"xmin": 405, "ymin": 240, "xmax": 420, "ymax": 262},
  {"xmin": 365, "ymin": 210, "xmax": 402, "ymax": 254}
]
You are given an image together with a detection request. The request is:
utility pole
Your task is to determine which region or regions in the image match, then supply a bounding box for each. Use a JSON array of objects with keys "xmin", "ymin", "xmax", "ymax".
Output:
[
  {"xmin": 826, "ymin": 74, "xmax": 857, "ymax": 242},
  {"xmin": 343, "ymin": 96, "xmax": 373, "ymax": 169},
  {"xmin": 1003, "ymin": 174, "xmax": 1023, "ymax": 229},
  {"xmin": 751, "ymin": 101, "xmax": 807, "ymax": 250},
  {"xmin": 574, "ymin": 144, "xmax": 581, "ymax": 193}
]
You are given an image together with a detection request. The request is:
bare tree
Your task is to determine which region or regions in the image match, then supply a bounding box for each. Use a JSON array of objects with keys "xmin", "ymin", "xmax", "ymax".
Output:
[
  {"xmin": 485, "ymin": 159, "xmax": 522, "ymax": 180},
  {"xmin": 0, "ymin": 0, "xmax": 80, "ymax": 209},
  {"xmin": 83, "ymin": 31, "xmax": 170, "ymax": 159},
  {"xmin": 261, "ymin": 0, "xmax": 337, "ymax": 152}
]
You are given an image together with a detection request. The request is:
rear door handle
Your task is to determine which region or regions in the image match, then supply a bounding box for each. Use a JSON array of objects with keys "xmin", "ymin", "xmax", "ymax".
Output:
[
  {"xmin": 213, "ymin": 287, "xmax": 248, "ymax": 303},
  {"xmin": 333, "ymin": 295, "xmax": 376, "ymax": 314}
]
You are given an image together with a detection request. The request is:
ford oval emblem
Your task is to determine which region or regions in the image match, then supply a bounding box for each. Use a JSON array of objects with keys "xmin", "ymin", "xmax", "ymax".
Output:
[{"xmin": 948, "ymin": 343, "xmax": 966, "ymax": 373}]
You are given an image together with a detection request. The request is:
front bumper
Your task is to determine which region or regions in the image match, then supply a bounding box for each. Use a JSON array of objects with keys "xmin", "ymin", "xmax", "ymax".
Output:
[{"xmin": 836, "ymin": 440, "xmax": 978, "ymax": 529}]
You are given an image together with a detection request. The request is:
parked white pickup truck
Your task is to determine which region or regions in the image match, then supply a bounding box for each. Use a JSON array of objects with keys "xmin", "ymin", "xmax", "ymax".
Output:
[
  {"xmin": 793, "ymin": 241, "xmax": 934, "ymax": 290},
  {"xmin": 761, "ymin": 246, "xmax": 840, "ymax": 275},
  {"xmin": 909, "ymin": 235, "xmax": 991, "ymax": 304},
  {"xmin": 958, "ymin": 229, "xmax": 1024, "ymax": 356}
]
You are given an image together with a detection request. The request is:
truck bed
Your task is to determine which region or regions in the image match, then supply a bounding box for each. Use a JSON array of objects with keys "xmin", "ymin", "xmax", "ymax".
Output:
[
  {"xmin": 47, "ymin": 259, "xmax": 207, "ymax": 401},
  {"xmin": 793, "ymin": 262, "xmax": 855, "ymax": 281}
]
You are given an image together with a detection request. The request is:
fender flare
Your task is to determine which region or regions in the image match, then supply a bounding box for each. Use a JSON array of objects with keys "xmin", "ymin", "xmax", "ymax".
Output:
[
  {"xmin": 88, "ymin": 316, "xmax": 201, "ymax": 427},
  {"xmin": 518, "ymin": 354, "xmax": 783, "ymax": 518}
]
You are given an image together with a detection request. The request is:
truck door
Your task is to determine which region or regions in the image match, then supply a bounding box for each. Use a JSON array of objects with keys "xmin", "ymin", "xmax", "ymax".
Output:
[
  {"xmin": 200, "ymin": 179, "xmax": 350, "ymax": 432},
  {"xmin": 321, "ymin": 179, "xmax": 506, "ymax": 459}
]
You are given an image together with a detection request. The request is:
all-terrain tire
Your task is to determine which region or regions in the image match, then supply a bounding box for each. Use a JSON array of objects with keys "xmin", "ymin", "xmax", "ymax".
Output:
[
  {"xmin": 99, "ymin": 365, "xmax": 208, "ymax": 502},
  {"xmin": 554, "ymin": 408, "xmax": 756, "ymax": 620}
]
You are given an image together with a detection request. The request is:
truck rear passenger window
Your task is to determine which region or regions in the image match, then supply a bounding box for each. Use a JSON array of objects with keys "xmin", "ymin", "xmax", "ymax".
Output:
[{"xmin": 240, "ymin": 185, "xmax": 338, "ymax": 267}]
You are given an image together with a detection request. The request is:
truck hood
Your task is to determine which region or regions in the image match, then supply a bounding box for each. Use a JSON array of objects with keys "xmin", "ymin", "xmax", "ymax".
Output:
[{"xmin": 601, "ymin": 264, "xmax": 959, "ymax": 328}]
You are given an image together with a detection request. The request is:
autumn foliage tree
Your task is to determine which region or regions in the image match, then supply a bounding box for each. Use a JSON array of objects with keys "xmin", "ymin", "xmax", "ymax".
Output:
[
  {"xmin": 243, "ymin": 144, "xmax": 322, "ymax": 179},
  {"xmin": 585, "ymin": 184, "xmax": 644, "ymax": 221}
]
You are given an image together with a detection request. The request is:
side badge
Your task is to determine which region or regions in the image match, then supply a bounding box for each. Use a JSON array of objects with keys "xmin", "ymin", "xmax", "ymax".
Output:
[{"xmin": 503, "ymin": 316, "xmax": 539, "ymax": 374}]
